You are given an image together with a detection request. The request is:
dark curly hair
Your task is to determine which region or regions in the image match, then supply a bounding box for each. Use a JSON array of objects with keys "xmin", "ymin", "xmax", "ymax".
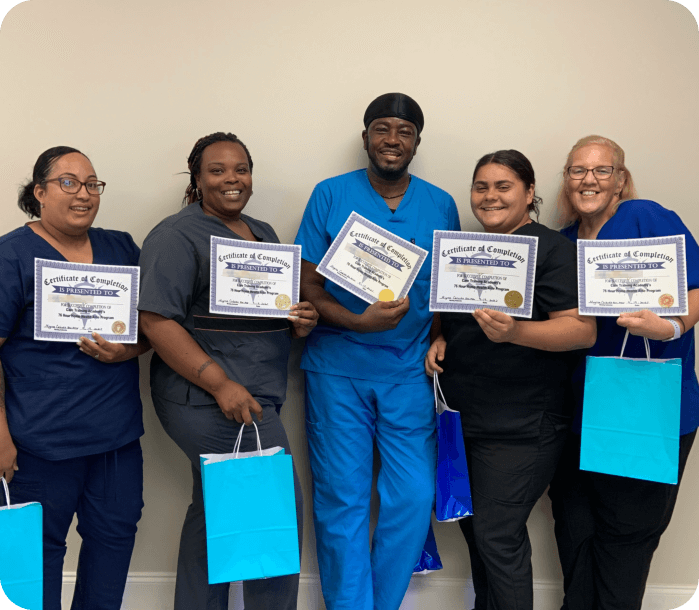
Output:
[
  {"xmin": 472, "ymin": 149, "xmax": 543, "ymax": 219},
  {"xmin": 18, "ymin": 146, "xmax": 86, "ymax": 218},
  {"xmin": 182, "ymin": 132, "xmax": 253, "ymax": 206}
]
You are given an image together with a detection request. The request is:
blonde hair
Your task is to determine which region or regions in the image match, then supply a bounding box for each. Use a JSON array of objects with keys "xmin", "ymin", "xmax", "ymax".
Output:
[{"xmin": 555, "ymin": 135, "xmax": 638, "ymax": 227}]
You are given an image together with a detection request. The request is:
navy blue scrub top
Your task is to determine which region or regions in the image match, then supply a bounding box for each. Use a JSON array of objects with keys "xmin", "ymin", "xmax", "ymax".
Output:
[
  {"xmin": 562, "ymin": 200, "xmax": 699, "ymax": 435},
  {"xmin": 138, "ymin": 203, "xmax": 292, "ymax": 409},
  {"xmin": 0, "ymin": 226, "xmax": 144, "ymax": 461}
]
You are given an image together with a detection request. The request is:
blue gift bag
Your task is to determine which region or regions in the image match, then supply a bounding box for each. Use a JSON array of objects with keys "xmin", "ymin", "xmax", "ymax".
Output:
[
  {"xmin": 581, "ymin": 331, "xmax": 682, "ymax": 484},
  {"xmin": 0, "ymin": 477, "xmax": 43, "ymax": 610},
  {"xmin": 200, "ymin": 422, "xmax": 300, "ymax": 584},
  {"xmin": 434, "ymin": 374, "xmax": 473, "ymax": 522},
  {"xmin": 413, "ymin": 520, "xmax": 443, "ymax": 574}
]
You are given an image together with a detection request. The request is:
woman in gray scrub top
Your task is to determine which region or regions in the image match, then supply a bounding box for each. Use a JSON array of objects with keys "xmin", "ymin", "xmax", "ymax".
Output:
[{"xmin": 138, "ymin": 132, "xmax": 318, "ymax": 610}]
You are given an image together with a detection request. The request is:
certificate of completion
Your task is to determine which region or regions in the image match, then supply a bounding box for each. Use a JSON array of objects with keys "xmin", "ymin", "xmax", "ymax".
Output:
[
  {"xmin": 578, "ymin": 235, "xmax": 688, "ymax": 316},
  {"xmin": 430, "ymin": 231, "xmax": 538, "ymax": 318},
  {"xmin": 210, "ymin": 237, "xmax": 301, "ymax": 318},
  {"xmin": 34, "ymin": 258, "xmax": 139, "ymax": 343},
  {"xmin": 316, "ymin": 211, "xmax": 428, "ymax": 304}
]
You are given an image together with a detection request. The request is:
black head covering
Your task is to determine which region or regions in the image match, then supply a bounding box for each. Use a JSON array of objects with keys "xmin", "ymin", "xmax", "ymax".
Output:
[{"xmin": 363, "ymin": 93, "xmax": 424, "ymax": 134}]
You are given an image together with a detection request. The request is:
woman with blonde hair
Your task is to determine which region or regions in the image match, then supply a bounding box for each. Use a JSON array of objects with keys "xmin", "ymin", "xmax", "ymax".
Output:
[{"xmin": 548, "ymin": 135, "xmax": 699, "ymax": 610}]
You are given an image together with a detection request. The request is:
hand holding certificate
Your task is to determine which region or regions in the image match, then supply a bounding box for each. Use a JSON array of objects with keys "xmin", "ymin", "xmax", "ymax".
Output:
[
  {"xmin": 34, "ymin": 258, "xmax": 140, "ymax": 343},
  {"xmin": 429, "ymin": 231, "xmax": 538, "ymax": 318},
  {"xmin": 577, "ymin": 235, "xmax": 688, "ymax": 316},
  {"xmin": 316, "ymin": 212, "xmax": 428, "ymax": 305},
  {"xmin": 210, "ymin": 236, "xmax": 301, "ymax": 318}
]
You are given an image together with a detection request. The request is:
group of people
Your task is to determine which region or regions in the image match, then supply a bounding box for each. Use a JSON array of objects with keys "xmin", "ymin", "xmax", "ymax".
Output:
[{"xmin": 0, "ymin": 91, "xmax": 696, "ymax": 610}]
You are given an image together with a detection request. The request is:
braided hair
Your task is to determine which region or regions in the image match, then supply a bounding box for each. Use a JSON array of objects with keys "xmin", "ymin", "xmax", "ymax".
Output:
[
  {"xmin": 182, "ymin": 132, "xmax": 253, "ymax": 206},
  {"xmin": 472, "ymin": 149, "xmax": 543, "ymax": 220},
  {"xmin": 18, "ymin": 146, "xmax": 86, "ymax": 218}
]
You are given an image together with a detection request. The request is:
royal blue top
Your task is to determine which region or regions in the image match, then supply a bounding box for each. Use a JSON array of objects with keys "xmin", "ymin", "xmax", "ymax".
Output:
[
  {"xmin": 294, "ymin": 169, "xmax": 460, "ymax": 383},
  {"xmin": 0, "ymin": 226, "xmax": 144, "ymax": 460},
  {"xmin": 561, "ymin": 199, "xmax": 699, "ymax": 435}
]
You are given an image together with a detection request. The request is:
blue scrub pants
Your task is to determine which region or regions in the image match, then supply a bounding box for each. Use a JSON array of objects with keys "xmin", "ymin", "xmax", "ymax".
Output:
[
  {"xmin": 304, "ymin": 372, "xmax": 435, "ymax": 610},
  {"xmin": 152, "ymin": 396, "xmax": 303, "ymax": 610},
  {"xmin": 6, "ymin": 439, "xmax": 144, "ymax": 610}
]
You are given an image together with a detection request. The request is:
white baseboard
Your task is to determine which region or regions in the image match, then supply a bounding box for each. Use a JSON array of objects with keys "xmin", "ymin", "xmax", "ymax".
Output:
[{"xmin": 60, "ymin": 572, "xmax": 697, "ymax": 610}]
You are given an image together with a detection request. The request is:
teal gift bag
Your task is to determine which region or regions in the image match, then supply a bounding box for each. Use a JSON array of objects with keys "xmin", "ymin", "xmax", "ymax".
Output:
[
  {"xmin": 581, "ymin": 331, "xmax": 682, "ymax": 484},
  {"xmin": 0, "ymin": 477, "xmax": 43, "ymax": 610},
  {"xmin": 200, "ymin": 422, "xmax": 300, "ymax": 584}
]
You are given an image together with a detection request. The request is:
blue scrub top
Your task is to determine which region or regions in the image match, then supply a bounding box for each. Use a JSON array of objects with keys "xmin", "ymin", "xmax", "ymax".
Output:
[
  {"xmin": 562, "ymin": 200, "xmax": 699, "ymax": 434},
  {"xmin": 294, "ymin": 169, "xmax": 460, "ymax": 383},
  {"xmin": 0, "ymin": 226, "xmax": 144, "ymax": 460}
]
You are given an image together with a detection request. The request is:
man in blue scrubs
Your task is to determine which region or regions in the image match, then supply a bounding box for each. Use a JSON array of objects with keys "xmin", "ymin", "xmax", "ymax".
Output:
[{"xmin": 294, "ymin": 93, "xmax": 460, "ymax": 610}]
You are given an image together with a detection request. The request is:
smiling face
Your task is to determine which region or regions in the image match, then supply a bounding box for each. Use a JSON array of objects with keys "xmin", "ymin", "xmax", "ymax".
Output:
[
  {"xmin": 33, "ymin": 152, "xmax": 100, "ymax": 237},
  {"xmin": 196, "ymin": 141, "xmax": 253, "ymax": 221},
  {"xmin": 565, "ymin": 144, "xmax": 625, "ymax": 224},
  {"xmin": 362, "ymin": 117, "xmax": 420, "ymax": 180},
  {"xmin": 470, "ymin": 163, "xmax": 534, "ymax": 234}
]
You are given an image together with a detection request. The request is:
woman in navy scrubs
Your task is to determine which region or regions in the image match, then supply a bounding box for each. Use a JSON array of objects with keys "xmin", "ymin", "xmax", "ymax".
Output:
[
  {"xmin": 426, "ymin": 149, "xmax": 596, "ymax": 610},
  {"xmin": 548, "ymin": 135, "xmax": 699, "ymax": 610},
  {"xmin": 0, "ymin": 146, "xmax": 149, "ymax": 609}
]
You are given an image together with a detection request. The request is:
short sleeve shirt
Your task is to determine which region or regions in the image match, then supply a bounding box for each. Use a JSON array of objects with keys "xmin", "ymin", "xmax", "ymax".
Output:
[
  {"xmin": 294, "ymin": 169, "xmax": 460, "ymax": 383},
  {"xmin": 138, "ymin": 203, "xmax": 292, "ymax": 408},
  {"xmin": 440, "ymin": 221, "xmax": 582, "ymax": 438},
  {"xmin": 562, "ymin": 200, "xmax": 699, "ymax": 434},
  {"xmin": 0, "ymin": 226, "xmax": 144, "ymax": 460}
]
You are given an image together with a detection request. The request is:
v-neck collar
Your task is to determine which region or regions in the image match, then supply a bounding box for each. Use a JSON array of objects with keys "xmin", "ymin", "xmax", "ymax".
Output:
[
  {"xmin": 195, "ymin": 202, "xmax": 263, "ymax": 242},
  {"xmin": 25, "ymin": 224, "xmax": 95, "ymax": 264},
  {"xmin": 361, "ymin": 170, "xmax": 414, "ymax": 221}
]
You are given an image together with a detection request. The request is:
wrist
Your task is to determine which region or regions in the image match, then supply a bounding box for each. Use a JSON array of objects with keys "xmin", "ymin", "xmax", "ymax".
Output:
[
  {"xmin": 200, "ymin": 366, "xmax": 230, "ymax": 396},
  {"xmin": 662, "ymin": 318, "xmax": 681, "ymax": 342},
  {"xmin": 345, "ymin": 311, "xmax": 365, "ymax": 333}
]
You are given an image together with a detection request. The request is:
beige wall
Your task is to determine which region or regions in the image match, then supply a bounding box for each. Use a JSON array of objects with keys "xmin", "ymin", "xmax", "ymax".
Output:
[{"xmin": 1, "ymin": 0, "xmax": 698, "ymax": 595}]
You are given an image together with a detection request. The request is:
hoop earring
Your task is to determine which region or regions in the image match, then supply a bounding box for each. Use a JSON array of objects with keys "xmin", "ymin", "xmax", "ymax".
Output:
[{"xmin": 195, "ymin": 187, "xmax": 202, "ymax": 200}]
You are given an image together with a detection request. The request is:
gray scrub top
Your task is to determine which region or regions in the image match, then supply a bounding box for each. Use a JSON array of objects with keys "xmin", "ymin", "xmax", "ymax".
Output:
[{"xmin": 138, "ymin": 203, "xmax": 292, "ymax": 408}]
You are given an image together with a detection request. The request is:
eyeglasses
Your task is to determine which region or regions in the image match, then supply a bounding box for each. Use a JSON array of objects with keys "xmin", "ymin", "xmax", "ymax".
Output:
[
  {"xmin": 566, "ymin": 166, "xmax": 615, "ymax": 180},
  {"xmin": 43, "ymin": 177, "xmax": 106, "ymax": 195}
]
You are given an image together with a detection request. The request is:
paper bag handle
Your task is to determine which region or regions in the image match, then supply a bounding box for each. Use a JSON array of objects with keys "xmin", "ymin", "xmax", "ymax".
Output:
[
  {"xmin": 433, "ymin": 372, "xmax": 448, "ymax": 412},
  {"xmin": 233, "ymin": 421, "xmax": 262, "ymax": 456},
  {"xmin": 619, "ymin": 329, "xmax": 651, "ymax": 361},
  {"xmin": 1, "ymin": 476, "xmax": 9, "ymax": 508}
]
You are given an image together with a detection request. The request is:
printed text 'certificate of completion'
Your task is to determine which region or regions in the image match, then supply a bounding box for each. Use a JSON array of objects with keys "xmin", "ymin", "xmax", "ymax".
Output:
[
  {"xmin": 34, "ymin": 258, "xmax": 139, "ymax": 343},
  {"xmin": 210, "ymin": 236, "xmax": 301, "ymax": 317},
  {"xmin": 430, "ymin": 231, "xmax": 538, "ymax": 318},
  {"xmin": 316, "ymin": 212, "xmax": 428, "ymax": 304},
  {"xmin": 577, "ymin": 235, "xmax": 688, "ymax": 316}
]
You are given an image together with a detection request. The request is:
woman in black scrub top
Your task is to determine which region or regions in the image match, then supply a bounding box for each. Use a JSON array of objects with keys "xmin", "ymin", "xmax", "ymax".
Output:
[{"xmin": 425, "ymin": 149, "xmax": 596, "ymax": 610}]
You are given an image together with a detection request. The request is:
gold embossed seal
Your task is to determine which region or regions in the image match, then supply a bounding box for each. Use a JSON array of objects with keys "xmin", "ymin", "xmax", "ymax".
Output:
[
  {"xmin": 112, "ymin": 321, "xmax": 126, "ymax": 335},
  {"xmin": 659, "ymin": 294, "xmax": 674, "ymax": 308},
  {"xmin": 504, "ymin": 290, "xmax": 523, "ymax": 309},
  {"xmin": 378, "ymin": 289, "xmax": 395, "ymax": 302},
  {"xmin": 275, "ymin": 294, "xmax": 291, "ymax": 310}
]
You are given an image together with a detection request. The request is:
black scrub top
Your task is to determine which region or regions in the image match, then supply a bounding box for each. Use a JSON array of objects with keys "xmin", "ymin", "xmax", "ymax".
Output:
[
  {"xmin": 138, "ymin": 203, "xmax": 292, "ymax": 408},
  {"xmin": 439, "ymin": 221, "xmax": 583, "ymax": 438}
]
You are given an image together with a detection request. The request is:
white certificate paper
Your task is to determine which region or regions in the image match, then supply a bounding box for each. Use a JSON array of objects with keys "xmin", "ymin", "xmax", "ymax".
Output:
[
  {"xmin": 34, "ymin": 259, "xmax": 139, "ymax": 343},
  {"xmin": 429, "ymin": 231, "xmax": 538, "ymax": 318},
  {"xmin": 577, "ymin": 235, "xmax": 688, "ymax": 316},
  {"xmin": 210, "ymin": 237, "xmax": 301, "ymax": 318},
  {"xmin": 316, "ymin": 212, "xmax": 428, "ymax": 304}
]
